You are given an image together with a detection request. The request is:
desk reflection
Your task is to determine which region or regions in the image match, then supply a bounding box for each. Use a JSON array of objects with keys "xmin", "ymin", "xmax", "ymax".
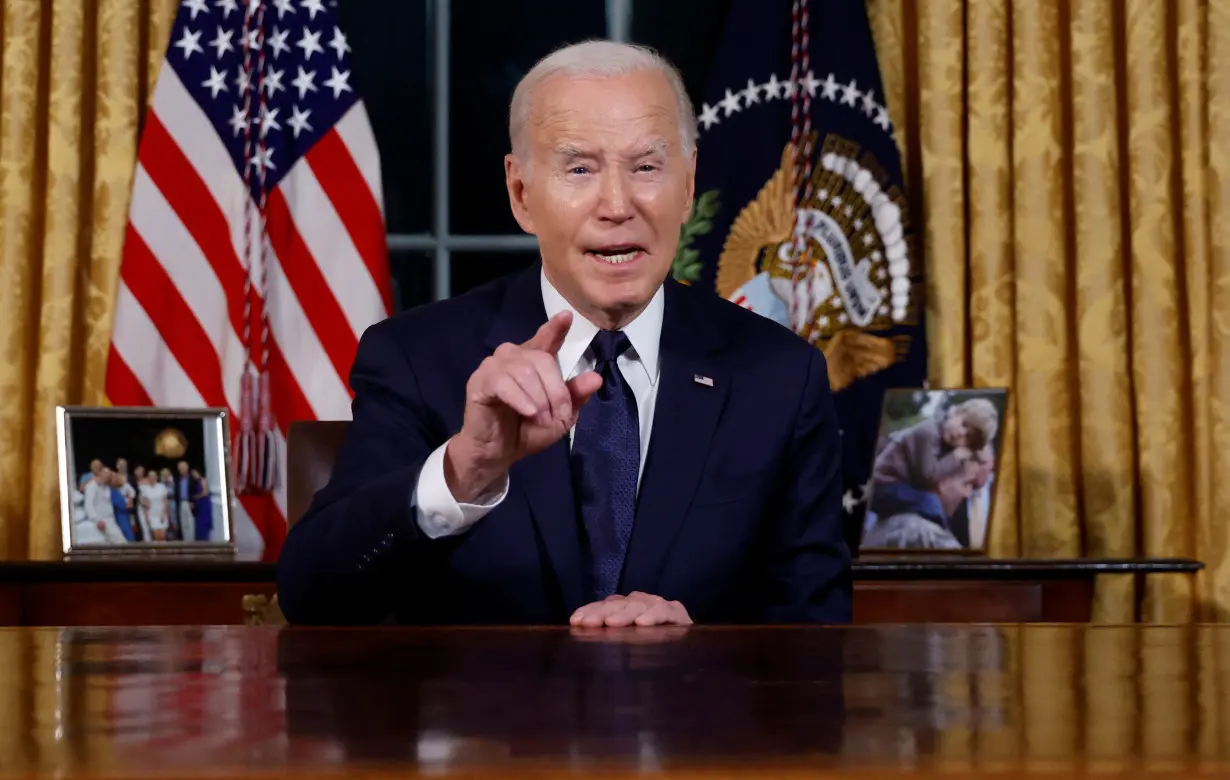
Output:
[{"xmin": 0, "ymin": 624, "xmax": 1227, "ymax": 777}]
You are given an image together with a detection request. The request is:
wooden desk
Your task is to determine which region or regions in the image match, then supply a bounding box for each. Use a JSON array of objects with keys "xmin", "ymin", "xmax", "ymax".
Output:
[
  {"xmin": 0, "ymin": 558, "xmax": 1202, "ymax": 626},
  {"xmin": 0, "ymin": 624, "xmax": 1225, "ymax": 778}
]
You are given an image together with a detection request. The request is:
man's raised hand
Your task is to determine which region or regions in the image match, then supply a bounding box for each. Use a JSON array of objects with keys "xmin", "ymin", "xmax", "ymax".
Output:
[{"xmin": 444, "ymin": 311, "xmax": 602, "ymax": 502}]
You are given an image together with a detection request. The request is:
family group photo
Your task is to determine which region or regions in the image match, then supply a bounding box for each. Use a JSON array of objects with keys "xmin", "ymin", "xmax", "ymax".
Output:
[{"xmin": 60, "ymin": 412, "xmax": 228, "ymax": 549}]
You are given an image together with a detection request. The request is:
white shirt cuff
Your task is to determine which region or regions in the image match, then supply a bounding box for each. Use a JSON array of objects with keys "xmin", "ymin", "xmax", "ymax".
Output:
[{"xmin": 412, "ymin": 440, "xmax": 509, "ymax": 539}]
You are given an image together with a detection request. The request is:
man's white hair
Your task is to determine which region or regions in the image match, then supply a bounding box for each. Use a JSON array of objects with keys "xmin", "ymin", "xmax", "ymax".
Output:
[{"xmin": 508, "ymin": 39, "xmax": 699, "ymax": 161}]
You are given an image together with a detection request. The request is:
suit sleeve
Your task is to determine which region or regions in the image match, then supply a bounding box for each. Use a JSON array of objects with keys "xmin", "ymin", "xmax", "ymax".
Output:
[
  {"xmin": 277, "ymin": 321, "xmax": 445, "ymax": 625},
  {"xmin": 761, "ymin": 347, "xmax": 853, "ymax": 624}
]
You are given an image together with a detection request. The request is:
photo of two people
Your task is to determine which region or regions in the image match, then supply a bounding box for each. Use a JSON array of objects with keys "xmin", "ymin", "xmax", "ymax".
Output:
[{"xmin": 860, "ymin": 389, "xmax": 1007, "ymax": 553}]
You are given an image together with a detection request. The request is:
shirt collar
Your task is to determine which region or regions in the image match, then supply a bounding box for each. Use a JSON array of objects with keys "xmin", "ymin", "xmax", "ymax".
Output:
[{"xmin": 539, "ymin": 267, "xmax": 663, "ymax": 385}]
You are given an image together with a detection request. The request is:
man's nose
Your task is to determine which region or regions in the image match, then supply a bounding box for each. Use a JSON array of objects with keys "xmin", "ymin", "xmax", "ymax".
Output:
[{"xmin": 596, "ymin": 170, "xmax": 634, "ymax": 222}]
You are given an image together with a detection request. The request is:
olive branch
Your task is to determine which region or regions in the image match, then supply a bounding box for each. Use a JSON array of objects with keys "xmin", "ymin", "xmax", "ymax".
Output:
[{"xmin": 670, "ymin": 189, "xmax": 721, "ymax": 284}]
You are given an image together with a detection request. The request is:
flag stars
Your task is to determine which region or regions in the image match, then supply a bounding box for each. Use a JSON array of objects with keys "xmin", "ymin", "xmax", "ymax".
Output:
[
  {"xmin": 182, "ymin": 0, "xmax": 210, "ymax": 20},
  {"xmin": 296, "ymin": 28, "xmax": 324, "ymax": 60},
  {"xmin": 323, "ymin": 66, "xmax": 352, "ymax": 97},
  {"xmin": 741, "ymin": 78, "xmax": 762, "ymax": 105},
  {"xmin": 841, "ymin": 79, "xmax": 861, "ymax": 107},
  {"xmin": 763, "ymin": 74, "xmax": 784, "ymax": 99},
  {"xmin": 250, "ymin": 147, "xmax": 276, "ymax": 173},
  {"xmin": 720, "ymin": 88, "xmax": 742, "ymax": 116},
  {"xmin": 263, "ymin": 66, "xmax": 286, "ymax": 96},
  {"xmin": 291, "ymin": 66, "xmax": 317, "ymax": 98},
  {"xmin": 268, "ymin": 27, "xmax": 291, "ymax": 58},
  {"xmin": 228, "ymin": 105, "xmax": 247, "ymax": 136},
  {"xmin": 694, "ymin": 71, "xmax": 895, "ymax": 138},
  {"xmin": 301, "ymin": 0, "xmax": 326, "ymax": 19},
  {"xmin": 861, "ymin": 89, "xmax": 878, "ymax": 117},
  {"xmin": 329, "ymin": 27, "xmax": 351, "ymax": 59},
  {"xmin": 258, "ymin": 105, "xmax": 281, "ymax": 137},
  {"xmin": 174, "ymin": 27, "xmax": 204, "ymax": 60},
  {"xmin": 215, "ymin": 0, "xmax": 239, "ymax": 17},
  {"xmin": 202, "ymin": 66, "xmax": 228, "ymax": 98},
  {"xmin": 287, "ymin": 105, "xmax": 313, "ymax": 138},
  {"xmin": 801, "ymin": 71, "xmax": 821, "ymax": 98},
  {"xmin": 243, "ymin": 27, "xmax": 262, "ymax": 52},
  {"xmin": 234, "ymin": 67, "xmax": 251, "ymax": 93},
  {"xmin": 209, "ymin": 27, "xmax": 234, "ymax": 59},
  {"xmin": 273, "ymin": 0, "xmax": 296, "ymax": 18},
  {"xmin": 821, "ymin": 73, "xmax": 841, "ymax": 101}
]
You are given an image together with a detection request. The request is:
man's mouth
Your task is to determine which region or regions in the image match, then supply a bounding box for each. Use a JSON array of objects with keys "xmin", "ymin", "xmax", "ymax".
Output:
[{"xmin": 586, "ymin": 246, "xmax": 645, "ymax": 265}]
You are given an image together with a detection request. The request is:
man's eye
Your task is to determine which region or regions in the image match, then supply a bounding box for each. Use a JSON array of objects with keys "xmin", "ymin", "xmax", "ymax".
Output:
[
  {"xmin": 638, "ymin": 164, "xmax": 657, "ymax": 172},
  {"xmin": 570, "ymin": 166, "xmax": 589, "ymax": 175}
]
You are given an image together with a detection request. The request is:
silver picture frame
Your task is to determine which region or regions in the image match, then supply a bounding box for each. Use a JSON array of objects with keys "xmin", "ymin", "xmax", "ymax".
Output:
[{"xmin": 55, "ymin": 405, "xmax": 238, "ymax": 559}]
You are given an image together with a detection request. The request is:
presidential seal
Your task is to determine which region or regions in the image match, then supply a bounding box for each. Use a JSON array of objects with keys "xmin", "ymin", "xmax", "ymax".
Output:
[{"xmin": 716, "ymin": 133, "xmax": 918, "ymax": 392}]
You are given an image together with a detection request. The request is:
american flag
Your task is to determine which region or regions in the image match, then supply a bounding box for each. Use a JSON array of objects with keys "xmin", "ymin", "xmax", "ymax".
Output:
[{"xmin": 105, "ymin": 0, "xmax": 391, "ymax": 560}]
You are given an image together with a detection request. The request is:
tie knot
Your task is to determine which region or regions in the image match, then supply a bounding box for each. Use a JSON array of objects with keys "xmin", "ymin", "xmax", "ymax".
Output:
[{"xmin": 589, "ymin": 330, "xmax": 632, "ymax": 365}]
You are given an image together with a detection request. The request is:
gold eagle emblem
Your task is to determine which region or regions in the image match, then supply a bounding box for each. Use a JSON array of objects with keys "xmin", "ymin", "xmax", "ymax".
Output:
[{"xmin": 715, "ymin": 136, "xmax": 913, "ymax": 392}]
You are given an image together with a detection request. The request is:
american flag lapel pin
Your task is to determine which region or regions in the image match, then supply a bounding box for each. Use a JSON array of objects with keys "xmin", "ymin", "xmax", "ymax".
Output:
[{"xmin": 693, "ymin": 374, "xmax": 714, "ymax": 387}]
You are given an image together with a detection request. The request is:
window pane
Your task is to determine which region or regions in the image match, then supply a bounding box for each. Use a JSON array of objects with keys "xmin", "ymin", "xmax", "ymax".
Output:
[
  {"xmin": 390, "ymin": 250, "xmax": 434, "ymax": 311},
  {"xmin": 632, "ymin": 0, "xmax": 736, "ymax": 106},
  {"xmin": 450, "ymin": 251, "xmax": 540, "ymax": 297},
  {"xmin": 448, "ymin": 0, "xmax": 607, "ymax": 234},
  {"xmin": 339, "ymin": 0, "xmax": 432, "ymax": 234}
]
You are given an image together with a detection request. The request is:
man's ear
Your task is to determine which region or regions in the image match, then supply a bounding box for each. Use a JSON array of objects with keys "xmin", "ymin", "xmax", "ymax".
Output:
[{"xmin": 505, "ymin": 153, "xmax": 537, "ymax": 235}]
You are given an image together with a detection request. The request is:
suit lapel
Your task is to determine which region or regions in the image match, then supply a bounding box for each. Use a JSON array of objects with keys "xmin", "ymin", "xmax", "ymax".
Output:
[
  {"xmin": 621, "ymin": 281, "xmax": 729, "ymax": 595},
  {"xmin": 485, "ymin": 264, "xmax": 585, "ymax": 614}
]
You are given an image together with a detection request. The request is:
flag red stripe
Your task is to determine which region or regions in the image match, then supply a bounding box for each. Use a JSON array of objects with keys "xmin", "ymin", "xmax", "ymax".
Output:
[
  {"xmin": 105, "ymin": 346, "xmax": 154, "ymax": 406},
  {"xmin": 263, "ymin": 186, "xmax": 359, "ymax": 396},
  {"xmin": 141, "ymin": 112, "xmax": 248, "ymax": 339},
  {"xmin": 265, "ymin": 336, "xmax": 315, "ymax": 435},
  {"xmin": 120, "ymin": 225, "xmax": 230, "ymax": 410},
  {"xmin": 239, "ymin": 494, "xmax": 285, "ymax": 561},
  {"xmin": 306, "ymin": 130, "xmax": 393, "ymax": 313}
]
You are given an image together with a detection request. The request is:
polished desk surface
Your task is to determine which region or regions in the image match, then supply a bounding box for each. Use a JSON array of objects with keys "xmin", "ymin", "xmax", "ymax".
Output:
[{"xmin": 0, "ymin": 624, "xmax": 1227, "ymax": 778}]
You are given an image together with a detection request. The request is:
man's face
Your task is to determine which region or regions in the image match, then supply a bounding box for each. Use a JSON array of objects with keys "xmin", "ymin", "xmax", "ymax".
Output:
[
  {"xmin": 178, "ymin": 462, "xmax": 188, "ymax": 476},
  {"xmin": 505, "ymin": 69, "xmax": 695, "ymax": 327}
]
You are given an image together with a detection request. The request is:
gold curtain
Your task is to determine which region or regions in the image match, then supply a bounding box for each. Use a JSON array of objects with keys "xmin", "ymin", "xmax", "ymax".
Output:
[
  {"xmin": 0, "ymin": 0, "xmax": 176, "ymax": 559},
  {"xmin": 868, "ymin": 0, "xmax": 1230, "ymax": 622}
]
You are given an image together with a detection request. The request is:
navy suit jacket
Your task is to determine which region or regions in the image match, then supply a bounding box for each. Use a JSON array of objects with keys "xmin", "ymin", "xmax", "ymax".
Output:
[{"xmin": 276, "ymin": 264, "xmax": 852, "ymax": 625}]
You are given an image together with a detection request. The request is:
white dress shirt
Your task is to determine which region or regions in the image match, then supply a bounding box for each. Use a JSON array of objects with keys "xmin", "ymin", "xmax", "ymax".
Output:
[{"xmin": 412, "ymin": 268, "xmax": 665, "ymax": 539}]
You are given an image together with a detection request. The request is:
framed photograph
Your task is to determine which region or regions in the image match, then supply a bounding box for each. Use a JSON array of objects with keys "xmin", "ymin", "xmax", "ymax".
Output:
[
  {"xmin": 859, "ymin": 388, "xmax": 1008, "ymax": 555},
  {"xmin": 56, "ymin": 406, "xmax": 237, "ymax": 558}
]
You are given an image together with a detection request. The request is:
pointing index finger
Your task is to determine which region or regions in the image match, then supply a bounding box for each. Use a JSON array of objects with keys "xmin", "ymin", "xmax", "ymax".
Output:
[{"xmin": 523, "ymin": 310, "xmax": 573, "ymax": 355}]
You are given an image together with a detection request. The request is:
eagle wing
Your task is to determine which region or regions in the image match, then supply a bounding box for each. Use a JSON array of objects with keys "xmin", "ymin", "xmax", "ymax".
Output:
[
  {"xmin": 715, "ymin": 143, "xmax": 797, "ymax": 299},
  {"xmin": 822, "ymin": 329, "xmax": 898, "ymax": 392}
]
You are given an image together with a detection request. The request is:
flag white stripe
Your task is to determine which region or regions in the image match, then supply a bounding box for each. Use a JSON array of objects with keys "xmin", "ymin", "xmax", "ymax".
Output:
[
  {"xmin": 278, "ymin": 160, "xmax": 387, "ymax": 338},
  {"xmin": 334, "ymin": 103, "xmax": 384, "ymax": 213},
  {"xmin": 111, "ymin": 283, "xmax": 207, "ymax": 408},
  {"xmin": 264, "ymin": 245, "xmax": 354, "ymax": 421}
]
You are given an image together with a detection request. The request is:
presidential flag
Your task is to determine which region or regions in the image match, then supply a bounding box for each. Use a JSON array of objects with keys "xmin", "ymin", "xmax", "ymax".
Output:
[
  {"xmin": 678, "ymin": 0, "xmax": 926, "ymax": 549},
  {"xmin": 105, "ymin": 0, "xmax": 391, "ymax": 560}
]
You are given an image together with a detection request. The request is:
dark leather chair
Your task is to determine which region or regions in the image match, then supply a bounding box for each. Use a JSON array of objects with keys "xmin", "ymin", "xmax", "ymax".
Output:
[
  {"xmin": 243, "ymin": 420, "xmax": 350, "ymax": 625},
  {"xmin": 285, "ymin": 419, "xmax": 351, "ymax": 528}
]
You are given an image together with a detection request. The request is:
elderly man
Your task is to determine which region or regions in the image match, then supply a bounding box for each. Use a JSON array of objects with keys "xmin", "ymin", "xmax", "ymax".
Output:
[{"xmin": 277, "ymin": 40, "xmax": 850, "ymax": 626}]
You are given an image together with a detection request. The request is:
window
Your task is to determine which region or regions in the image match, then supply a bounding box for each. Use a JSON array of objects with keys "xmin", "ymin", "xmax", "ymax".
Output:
[{"xmin": 341, "ymin": 0, "xmax": 732, "ymax": 312}]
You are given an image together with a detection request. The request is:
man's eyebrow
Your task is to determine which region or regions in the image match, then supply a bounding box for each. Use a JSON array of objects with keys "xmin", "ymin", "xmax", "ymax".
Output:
[
  {"xmin": 631, "ymin": 140, "xmax": 669, "ymax": 158},
  {"xmin": 553, "ymin": 143, "xmax": 592, "ymax": 158}
]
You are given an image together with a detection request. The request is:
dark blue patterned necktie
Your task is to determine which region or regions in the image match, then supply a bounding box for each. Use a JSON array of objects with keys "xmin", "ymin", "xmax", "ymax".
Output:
[{"xmin": 570, "ymin": 329, "xmax": 639, "ymax": 601}]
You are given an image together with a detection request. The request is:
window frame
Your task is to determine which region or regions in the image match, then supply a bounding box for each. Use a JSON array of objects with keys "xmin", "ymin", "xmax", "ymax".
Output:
[{"xmin": 387, "ymin": 0, "xmax": 633, "ymax": 303}]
